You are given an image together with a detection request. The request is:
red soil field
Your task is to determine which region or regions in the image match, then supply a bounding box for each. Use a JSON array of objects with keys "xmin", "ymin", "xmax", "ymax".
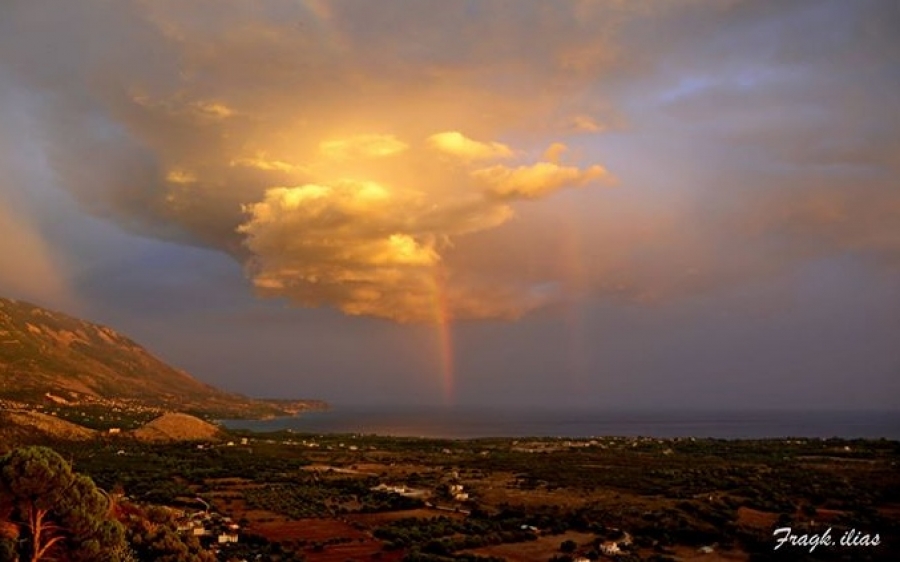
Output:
[
  {"xmin": 736, "ymin": 506, "xmax": 778, "ymax": 529},
  {"xmin": 346, "ymin": 508, "xmax": 466, "ymax": 526},
  {"xmin": 253, "ymin": 517, "xmax": 400, "ymax": 562}
]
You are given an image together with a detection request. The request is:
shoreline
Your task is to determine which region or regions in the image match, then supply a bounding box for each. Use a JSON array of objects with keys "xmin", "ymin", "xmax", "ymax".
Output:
[{"xmin": 218, "ymin": 407, "xmax": 900, "ymax": 441}]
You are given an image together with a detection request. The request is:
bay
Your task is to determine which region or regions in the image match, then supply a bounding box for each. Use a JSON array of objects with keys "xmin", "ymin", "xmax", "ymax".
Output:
[{"xmin": 222, "ymin": 407, "xmax": 900, "ymax": 440}]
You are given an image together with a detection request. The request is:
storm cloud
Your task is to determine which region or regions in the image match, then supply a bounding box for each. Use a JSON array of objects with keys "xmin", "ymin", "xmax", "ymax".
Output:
[{"xmin": 1, "ymin": 0, "xmax": 897, "ymax": 323}]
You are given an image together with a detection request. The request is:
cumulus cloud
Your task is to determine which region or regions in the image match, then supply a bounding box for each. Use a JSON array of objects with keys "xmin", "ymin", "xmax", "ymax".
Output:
[
  {"xmin": 234, "ymin": 132, "xmax": 605, "ymax": 321},
  {"xmin": 229, "ymin": 153, "xmax": 305, "ymax": 173},
  {"xmin": 475, "ymin": 162, "xmax": 610, "ymax": 200},
  {"xmin": 319, "ymin": 134, "xmax": 409, "ymax": 160},
  {"xmin": 427, "ymin": 131, "xmax": 514, "ymax": 161},
  {"xmin": 191, "ymin": 101, "xmax": 236, "ymax": 119},
  {"xmin": 542, "ymin": 143, "xmax": 568, "ymax": 164},
  {"xmin": 238, "ymin": 182, "xmax": 435, "ymax": 320},
  {"xmin": 570, "ymin": 115, "xmax": 606, "ymax": 133}
]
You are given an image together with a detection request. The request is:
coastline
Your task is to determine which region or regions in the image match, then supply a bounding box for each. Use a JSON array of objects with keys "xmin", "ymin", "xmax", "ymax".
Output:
[{"xmin": 219, "ymin": 407, "xmax": 900, "ymax": 440}]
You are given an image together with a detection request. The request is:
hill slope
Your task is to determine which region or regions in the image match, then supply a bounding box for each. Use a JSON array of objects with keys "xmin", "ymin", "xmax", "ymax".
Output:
[
  {"xmin": 0, "ymin": 297, "xmax": 325, "ymax": 419},
  {"xmin": 0, "ymin": 410, "xmax": 96, "ymax": 443},
  {"xmin": 129, "ymin": 413, "xmax": 223, "ymax": 442}
]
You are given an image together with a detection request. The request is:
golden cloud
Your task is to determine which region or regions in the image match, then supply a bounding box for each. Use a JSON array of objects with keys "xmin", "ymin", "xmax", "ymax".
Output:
[
  {"xmin": 319, "ymin": 134, "xmax": 409, "ymax": 160},
  {"xmin": 238, "ymin": 181, "xmax": 441, "ymax": 322},
  {"xmin": 191, "ymin": 101, "xmax": 235, "ymax": 119},
  {"xmin": 475, "ymin": 162, "xmax": 610, "ymax": 200},
  {"xmin": 230, "ymin": 153, "xmax": 304, "ymax": 173},
  {"xmin": 427, "ymin": 131, "xmax": 514, "ymax": 160},
  {"xmin": 570, "ymin": 114, "xmax": 605, "ymax": 133},
  {"xmin": 165, "ymin": 169, "xmax": 197, "ymax": 184},
  {"xmin": 233, "ymin": 129, "xmax": 605, "ymax": 321},
  {"xmin": 542, "ymin": 142, "xmax": 568, "ymax": 164}
]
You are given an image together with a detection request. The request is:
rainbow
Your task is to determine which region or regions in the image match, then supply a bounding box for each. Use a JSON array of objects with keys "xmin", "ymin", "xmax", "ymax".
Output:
[{"xmin": 430, "ymin": 266, "xmax": 455, "ymax": 405}]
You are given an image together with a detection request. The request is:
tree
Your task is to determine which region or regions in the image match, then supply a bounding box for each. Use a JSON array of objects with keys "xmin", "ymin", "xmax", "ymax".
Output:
[
  {"xmin": 121, "ymin": 505, "xmax": 215, "ymax": 562},
  {"xmin": 0, "ymin": 446, "xmax": 126, "ymax": 562}
]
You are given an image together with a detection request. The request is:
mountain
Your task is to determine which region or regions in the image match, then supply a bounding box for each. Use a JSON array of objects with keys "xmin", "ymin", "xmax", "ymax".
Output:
[{"xmin": 0, "ymin": 297, "xmax": 326, "ymax": 420}]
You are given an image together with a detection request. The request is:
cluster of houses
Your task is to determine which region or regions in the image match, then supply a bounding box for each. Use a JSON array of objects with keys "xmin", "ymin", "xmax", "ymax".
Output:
[
  {"xmin": 567, "ymin": 531, "xmax": 633, "ymax": 559},
  {"xmin": 175, "ymin": 509, "xmax": 241, "ymax": 547},
  {"xmin": 566, "ymin": 542, "xmax": 622, "ymax": 559},
  {"xmin": 371, "ymin": 483, "xmax": 430, "ymax": 499},
  {"xmin": 448, "ymin": 483, "xmax": 469, "ymax": 502}
]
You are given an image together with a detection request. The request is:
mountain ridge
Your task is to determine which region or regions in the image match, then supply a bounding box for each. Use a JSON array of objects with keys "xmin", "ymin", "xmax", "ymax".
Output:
[{"xmin": 0, "ymin": 296, "xmax": 326, "ymax": 421}]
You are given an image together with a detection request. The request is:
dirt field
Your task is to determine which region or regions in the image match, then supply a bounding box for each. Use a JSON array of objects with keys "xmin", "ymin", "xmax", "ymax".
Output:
[
  {"xmin": 253, "ymin": 517, "xmax": 397, "ymax": 562},
  {"xmin": 465, "ymin": 470, "xmax": 662, "ymax": 513},
  {"xmin": 808, "ymin": 507, "xmax": 845, "ymax": 523},
  {"xmin": 736, "ymin": 506, "xmax": 777, "ymax": 529},
  {"xmin": 347, "ymin": 508, "xmax": 466, "ymax": 526},
  {"xmin": 658, "ymin": 545, "xmax": 750, "ymax": 561}
]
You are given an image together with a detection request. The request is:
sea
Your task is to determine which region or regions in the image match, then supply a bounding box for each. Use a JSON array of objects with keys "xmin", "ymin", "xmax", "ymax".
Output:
[{"xmin": 221, "ymin": 406, "xmax": 900, "ymax": 440}]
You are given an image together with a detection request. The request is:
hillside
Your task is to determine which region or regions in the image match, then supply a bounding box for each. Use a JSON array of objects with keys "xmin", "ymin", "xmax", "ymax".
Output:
[
  {"xmin": 0, "ymin": 410, "xmax": 96, "ymax": 443},
  {"xmin": 0, "ymin": 297, "xmax": 326, "ymax": 420},
  {"xmin": 0, "ymin": 410, "xmax": 227, "ymax": 451},
  {"xmin": 129, "ymin": 413, "xmax": 223, "ymax": 442}
]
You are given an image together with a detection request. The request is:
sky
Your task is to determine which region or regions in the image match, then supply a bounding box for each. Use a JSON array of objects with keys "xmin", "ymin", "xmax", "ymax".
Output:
[{"xmin": 1, "ymin": 0, "xmax": 898, "ymax": 410}]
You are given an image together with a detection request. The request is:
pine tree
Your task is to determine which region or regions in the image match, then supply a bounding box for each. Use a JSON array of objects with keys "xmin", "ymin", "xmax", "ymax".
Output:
[{"xmin": 0, "ymin": 446, "xmax": 126, "ymax": 562}]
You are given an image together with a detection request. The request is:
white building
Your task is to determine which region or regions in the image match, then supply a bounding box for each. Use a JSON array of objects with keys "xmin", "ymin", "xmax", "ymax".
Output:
[{"xmin": 600, "ymin": 542, "xmax": 621, "ymax": 556}]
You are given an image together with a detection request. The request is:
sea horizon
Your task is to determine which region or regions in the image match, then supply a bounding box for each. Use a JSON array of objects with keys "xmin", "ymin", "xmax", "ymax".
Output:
[{"xmin": 221, "ymin": 405, "xmax": 900, "ymax": 440}]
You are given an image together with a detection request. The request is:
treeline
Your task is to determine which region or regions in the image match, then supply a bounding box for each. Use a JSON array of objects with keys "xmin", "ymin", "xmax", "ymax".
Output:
[
  {"xmin": 244, "ymin": 477, "xmax": 424, "ymax": 518},
  {"xmin": 374, "ymin": 512, "xmax": 541, "ymax": 553}
]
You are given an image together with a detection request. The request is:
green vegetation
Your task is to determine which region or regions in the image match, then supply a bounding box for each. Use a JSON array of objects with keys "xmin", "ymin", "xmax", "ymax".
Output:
[
  {"xmin": 120, "ymin": 505, "xmax": 215, "ymax": 562},
  {"xmin": 375, "ymin": 514, "xmax": 538, "ymax": 553},
  {"xmin": 0, "ymin": 446, "xmax": 127, "ymax": 562},
  {"xmin": 2, "ymin": 430, "xmax": 898, "ymax": 560},
  {"xmin": 245, "ymin": 478, "xmax": 424, "ymax": 518}
]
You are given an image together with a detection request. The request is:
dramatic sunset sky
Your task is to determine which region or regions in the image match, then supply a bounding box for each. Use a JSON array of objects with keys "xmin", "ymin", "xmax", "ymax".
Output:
[{"xmin": 1, "ymin": 0, "xmax": 898, "ymax": 409}]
